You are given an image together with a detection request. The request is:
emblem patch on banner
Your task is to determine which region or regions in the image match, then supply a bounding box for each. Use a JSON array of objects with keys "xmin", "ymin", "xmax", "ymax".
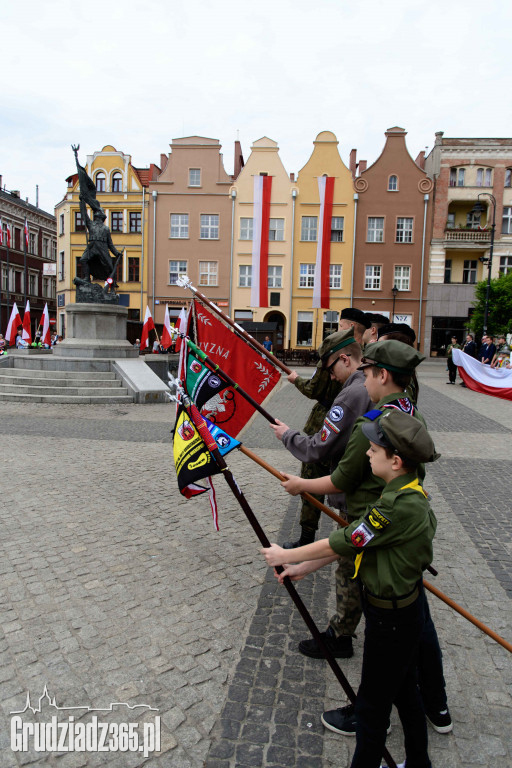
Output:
[
  {"xmin": 329, "ymin": 406, "xmax": 344, "ymax": 422},
  {"xmin": 351, "ymin": 522, "xmax": 375, "ymax": 548},
  {"xmin": 178, "ymin": 420, "xmax": 195, "ymax": 441},
  {"xmin": 365, "ymin": 507, "xmax": 391, "ymax": 530}
]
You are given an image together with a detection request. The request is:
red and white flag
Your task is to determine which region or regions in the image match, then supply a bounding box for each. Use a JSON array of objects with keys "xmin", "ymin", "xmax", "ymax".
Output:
[
  {"xmin": 40, "ymin": 303, "xmax": 51, "ymax": 347},
  {"xmin": 175, "ymin": 306, "xmax": 188, "ymax": 353},
  {"xmin": 313, "ymin": 175, "xmax": 335, "ymax": 308},
  {"xmin": 5, "ymin": 302, "xmax": 22, "ymax": 346},
  {"xmin": 160, "ymin": 304, "xmax": 173, "ymax": 348},
  {"xmin": 22, "ymin": 300, "xmax": 32, "ymax": 344},
  {"xmin": 453, "ymin": 348, "xmax": 512, "ymax": 401},
  {"xmin": 176, "ymin": 306, "xmax": 190, "ymax": 386},
  {"xmin": 250, "ymin": 174, "xmax": 272, "ymax": 308},
  {"xmin": 5, "ymin": 222, "xmax": 11, "ymax": 248},
  {"xmin": 140, "ymin": 306, "xmax": 155, "ymax": 350},
  {"xmin": 24, "ymin": 219, "xmax": 29, "ymax": 249},
  {"xmin": 0, "ymin": 218, "xmax": 3, "ymax": 246}
]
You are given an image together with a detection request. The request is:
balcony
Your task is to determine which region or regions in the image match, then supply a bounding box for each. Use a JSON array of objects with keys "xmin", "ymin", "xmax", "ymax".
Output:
[{"xmin": 444, "ymin": 228, "xmax": 491, "ymax": 247}]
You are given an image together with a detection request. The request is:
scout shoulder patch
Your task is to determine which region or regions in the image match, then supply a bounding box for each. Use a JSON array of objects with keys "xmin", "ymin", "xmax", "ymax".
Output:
[
  {"xmin": 382, "ymin": 398, "xmax": 415, "ymax": 415},
  {"xmin": 351, "ymin": 522, "xmax": 375, "ymax": 548},
  {"xmin": 321, "ymin": 426, "xmax": 331, "ymax": 442},
  {"xmin": 328, "ymin": 405, "xmax": 344, "ymax": 422},
  {"xmin": 324, "ymin": 418, "xmax": 340, "ymax": 434},
  {"xmin": 365, "ymin": 506, "xmax": 391, "ymax": 530}
]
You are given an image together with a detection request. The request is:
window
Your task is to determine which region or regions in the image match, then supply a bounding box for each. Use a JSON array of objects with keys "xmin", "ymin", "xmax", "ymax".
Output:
[
  {"xmin": 268, "ymin": 218, "xmax": 284, "ymax": 241},
  {"xmin": 75, "ymin": 211, "xmax": 85, "ymax": 232},
  {"xmin": 199, "ymin": 261, "xmax": 218, "ymax": 286},
  {"xmin": 29, "ymin": 232, "xmax": 37, "ymax": 254},
  {"xmin": 51, "ymin": 241, "xmax": 57, "ymax": 260},
  {"xmin": 129, "ymin": 212, "xmax": 141, "ymax": 233},
  {"xmin": 463, "ymin": 260, "xmax": 477, "ymax": 284},
  {"xmin": 466, "ymin": 211, "xmax": 481, "ymax": 229},
  {"xmin": 502, "ymin": 207, "xmax": 512, "ymax": 234},
  {"xmin": 128, "ymin": 257, "xmax": 140, "ymax": 282},
  {"xmin": 8, "ymin": 267, "xmax": 15, "ymax": 292},
  {"xmin": 331, "ymin": 217, "xmax": 344, "ymax": 242},
  {"xmin": 499, "ymin": 256, "xmax": 512, "ymax": 275},
  {"xmin": 267, "ymin": 265, "xmax": 282, "ymax": 288},
  {"xmin": 505, "ymin": 169, "xmax": 512, "ymax": 188},
  {"xmin": 365, "ymin": 265, "xmax": 381, "ymax": 290},
  {"xmin": 297, "ymin": 311, "xmax": 313, "ymax": 346},
  {"xmin": 43, "ymin": 238, "xmax": 49, "ymax": 258},
  {"xmin": 240, "ymin": 217, "xmax": 253, "ymax": 240},
  {"xmin": 200, "ymin": 214, "xmax": 219, "ymax": 239},
  {"xmin": 444, "ymin": 259, "xmax": 452, "ymax": 284},
  {"xmin": 396, "ymin": 218, "xmax": 413, "ymax": 243},
  {"xmin": 28, "ymin": 273, "xmax": 38, "ymax": 296},
  {"xmin": 189, "ymin": 168, "xmax": 201, "ymax": 187},
  {"xmin": 169, "ymin": 260, "xmax": 187, "ymax": 285},
  {"xmin": 323, "ymin": 310, "xmax": 339, "ymax": 338},
  {"xmin": 394, "ymin": 265, "xmax": 411, "ymax": 291},
  {"xmin": 329, "ymin": 264, "xmax": 342, "ymax": 289},
  {"xmin": 112, "ymin": 172, "xmax": 122, "ymax": 192},
  {"xmin": 485, "ymin": 168, "xmax": 492, "ymax": 186},
  {"xmin": 239, "ymin": 265, "xmax": 252, "ymax": 287},
  {"xmin": 43, "ymin": 277, "xmax": 56, "ymax": 299},
  {"xmin": 75, "ymin": 256, "xmax": 82, "ymax": 279},
  {"xmin": 95, "ymin": 172, "xmax": 106, "ymax": 192},
  {"xmin": 299, "ymin": 263, "xmax": 315, "ymax": 288},
  {"xmin": 170, "ymin": 214, "xmax": 189, "ymax": 239},
  {"xmin": 301, "ymin": 216, "xmax": 317, "ymax": 241},
  {"xmin": 58, "ymin": 251, "xmax": 65, "ymax": 281},
  {"xmin": 458, "ymin": 168, "xmax": 465, "ymax": 186},
  {"xmin": 367, "ymin": 217, "xmax": 384, "ymax": 242},
  {"xmin": 449, "ymin": 167, "xmax": 465, "ymax": 187},
  {"xmin": 17, "ymin": 270, "xmax": 25, "ymax": 294},
  {"xmin": 388, "ymin": 175, "xmax": 398, "ymax": 191},
  {"xmin": 1, "ymin": 267, "xmax": 7, "ymax": 291},
  {"xmin": 446, "ymin": 212, "xmax": 455, "ymax": 229},
  {"xmin": 475, "ymin": 168, "xmax": 492, "ymax": 187},
  {"xmin": 111, "ymin": 212, "xmax": 123, "ymax": 232}
]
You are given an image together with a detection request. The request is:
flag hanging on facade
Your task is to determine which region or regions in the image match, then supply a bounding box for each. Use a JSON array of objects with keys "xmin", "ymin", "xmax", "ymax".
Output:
[
  {"xmin": 250, "ymin": 174, "xmax": 272, "ymax": 308},
  {"xmin": 22, "ymin": 300, "xmax": 31, "ymax": 344},
  {"xmin": 193, "ymin": 299, "xmax": 281, "ymax": 437},
  {"xmin": 5, "ymin": 222, "xmax": 11, "ymax": 247},
  {"xmin": 40, "ymin": 303, "xmax": 51, "ymax": 347},
  {"xmin": 160, "ymin": 304, "xmax": 173, "ymax": 348},
  {"xmin": 24, "ymin": 219, "xmax": 29, "ymax": 249},
  {"xmin": 140, "ymin": 306, "xmax": 155, "ymax": 350},
  {"xmin": 0, "ymin": 218, "xmax": 3, "ymax": 245},
  {"xmin": 5, "ymin": 302, "xmax": 22, "ymax": 345},
  {"xmin": 313, "ymin": 175, "xmax": 335, "ymax": 308}
]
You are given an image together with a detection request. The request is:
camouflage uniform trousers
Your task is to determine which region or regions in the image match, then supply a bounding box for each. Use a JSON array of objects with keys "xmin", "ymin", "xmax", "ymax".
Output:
[
  {"xmin": 329, "ymin": 521, "xmax": 362, "ymax": 637},
  {"xmin": 298, "ymin": 458, "xmax": 331, "ymax": 531}
]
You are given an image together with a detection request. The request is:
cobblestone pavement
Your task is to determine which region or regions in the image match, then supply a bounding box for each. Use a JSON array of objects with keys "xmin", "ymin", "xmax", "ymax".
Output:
[{"xmin": 0, "ymin": 361, "xmax": 511, "ymax": 767}]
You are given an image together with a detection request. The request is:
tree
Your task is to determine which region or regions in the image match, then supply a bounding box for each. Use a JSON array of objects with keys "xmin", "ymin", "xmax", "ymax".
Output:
[{"xmin": 471, "ymin": 272, "xmax": 512, "ymax": 337}]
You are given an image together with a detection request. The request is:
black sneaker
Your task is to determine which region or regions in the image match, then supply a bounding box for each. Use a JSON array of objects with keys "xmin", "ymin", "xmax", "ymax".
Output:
[
  {"xmin": 321, "ymin": 703, "xmax": 391, "ymax": 736},
  {"xmin": 425, "ymin": 707, "xmax": 453, "ymax": 733},
  {"xmin": 298, "ymin": 626, "xmax": 353, "ymax": 659},
  {"xmin": 282, "ymin": 526, "xmax": 316, "ymax": 549}
]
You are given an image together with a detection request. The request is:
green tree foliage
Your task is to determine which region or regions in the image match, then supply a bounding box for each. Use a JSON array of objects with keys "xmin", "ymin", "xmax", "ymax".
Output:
[{"xmin": 471, "ymin": 272, "xmax": 512, "ymax": 336}]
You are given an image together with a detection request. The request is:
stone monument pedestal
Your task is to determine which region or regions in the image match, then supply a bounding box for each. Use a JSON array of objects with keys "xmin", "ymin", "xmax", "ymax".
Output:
[{"xmin": 53, "ymin": 303, "xmax": 138, "ymax": 359}]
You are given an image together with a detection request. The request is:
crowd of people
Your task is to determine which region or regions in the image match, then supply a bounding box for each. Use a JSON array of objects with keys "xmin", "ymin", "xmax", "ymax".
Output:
[
  {"xmin": 446, "ymin": 332, "xmax": 511, "ymax": 384},
  {"xmin": 259, "ymin": 308, "xmax": 451, "ymax": 768}
]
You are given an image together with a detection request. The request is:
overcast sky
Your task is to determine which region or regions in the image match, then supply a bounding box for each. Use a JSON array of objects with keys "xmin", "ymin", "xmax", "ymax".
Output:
[{"xmin": 2, "ymin": 0, "xmax": 511, "ymax": 213}]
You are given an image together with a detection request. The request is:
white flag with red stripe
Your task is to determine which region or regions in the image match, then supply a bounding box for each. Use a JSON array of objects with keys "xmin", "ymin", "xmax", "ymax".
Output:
[
  {"xmin": 0, "ymin": 217, "xmax": 3, "ymax": 246},
  {"xmin": 22, "ymin": 300, "xmax": 32, "ymax": 344},
  {"xmin": 5, "ymin": 222, "xmax": 11, "ymax": 247},
  {"xmin": 175, "ymin": 306, "xmax": 188, "ymax": 353},
  {"xmin": 140, "ymin": 306, "xmax": 155, "ymax": 350},
  {"xmin": 312, "ymin": 176, "xmax": 335, "ymax": 309},
  {"xmin": 24, "ymin": 219, "xmax": 29, "ymax": 249},
  {"xmin": 40, "ymin": 303, "xmax": 51, "ymax": 347},
  {"xmin": 160, "ymin": 304, "xmax": 173, "ymax": 348},
  {"xmin": 5, "ymin": 302, "xmax": 22, "ymax": 345},
  {"xmin": 250, "ymin": 174, "xmax": 272, "ymax": 307}
]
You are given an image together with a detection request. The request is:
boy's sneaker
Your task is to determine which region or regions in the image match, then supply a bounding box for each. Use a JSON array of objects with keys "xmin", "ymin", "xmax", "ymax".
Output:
[
  {"xmin": 298, "ymin": 626, "xmax": 353, "ymax": 659},
  {"xmin": 425, "ymin": 707, "xmax": 453, "ymax": 733},
  {"xmin": 382, "ymin": 763, "xmax": 405, "ymax": 768},
  {"xmin": 321, "ymin": 704, "xmax": 391, "ymax": 736}
]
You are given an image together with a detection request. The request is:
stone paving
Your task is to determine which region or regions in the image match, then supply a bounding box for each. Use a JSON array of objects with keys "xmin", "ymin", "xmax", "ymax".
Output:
[{"xmin": 0, "ymin": 361, "xmax": 511, "ymax": 767}]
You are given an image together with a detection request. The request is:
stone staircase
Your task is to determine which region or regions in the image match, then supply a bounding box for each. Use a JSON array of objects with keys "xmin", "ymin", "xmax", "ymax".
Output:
[{"xmin": 0, "ymin": 355, "xmax": 133, "ymax": 404}]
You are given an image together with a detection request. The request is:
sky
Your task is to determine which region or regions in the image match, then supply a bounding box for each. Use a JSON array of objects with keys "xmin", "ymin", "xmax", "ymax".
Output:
[{"xmin": 2, "ymin": 0, "xmax": 511, "ymax": 213}]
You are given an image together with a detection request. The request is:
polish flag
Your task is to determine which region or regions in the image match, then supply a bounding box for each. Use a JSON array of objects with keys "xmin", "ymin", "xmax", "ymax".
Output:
[
  {"xmin": 140, "ymin": 306, "xmax": 155, "ymax": 350},
  {"xmin": 313, "ymin": 176, "xmax": 335, "ymax": 308},
  {"xmin": 24, "ymin": 219, "xmax": 29, "ymax": 249},
  {"xmin": 160, "ymin": 304, "xmax": 173, "ymax": 348},
  {"xmin": 40, "ymin": 303, "xmax": 51, "ymax": 347},
  {"xmin": 5, "ymin": 302, "xmax": 22, "ymax": 346},
  {"xmin": 250, "ymin": 174, "xmax": 272, "ymax": 308},
  {"xmin": 453, "ymin": 348, "xmax": 512, "ymax": 401},
  {"xmin": 176, "ymin": 306, "xmax": 190, "ymax": 385},
  {"xmin": 175, "ymin": 306, "xmax": 188, "ymax": 353},
  {"xmin": 5, "ymin": 222, "xmax": 11, "ymax": 247},
  {"xmin": 0, "ymin": 218, "xmax": 3, "ymax": 245},
  {"xmin": 22, "ymin": 300, "xmax": 32, "ymax": 344}
]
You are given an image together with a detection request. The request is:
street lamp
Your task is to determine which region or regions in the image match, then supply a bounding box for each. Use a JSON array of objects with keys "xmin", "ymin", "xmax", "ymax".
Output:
[
  {"xmin": 391, "ymin": 284, "xmax": 399, "ymax": 320},
  {"xmin": 470, "ymin": 193, "xmax": 496, "ymax": 336}
]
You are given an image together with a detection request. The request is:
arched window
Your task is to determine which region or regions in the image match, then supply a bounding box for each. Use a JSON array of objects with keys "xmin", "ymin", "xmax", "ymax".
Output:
[
  {"xmin": 505, "ymin": 168, "xmax": 512, "ymax": 188},
  {"xmin": 388, "ymin": 175, "xmax": 398, "ymax": 191},
  {"xmin": 95, "ymin": 172, "xmax": 106, "ymax": 192},
  {"xmin": 112, "ymin": 172, "xmax": 122, "ymax": 192}
]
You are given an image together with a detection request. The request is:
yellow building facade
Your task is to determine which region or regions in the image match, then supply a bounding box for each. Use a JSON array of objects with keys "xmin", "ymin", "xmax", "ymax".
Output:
[
  {"xmin": 55, "ymin": 145, "xmax": 152, "ymax": 339},
  {"xmin": 292, "ymin": 131, "xmax": 355, "ymax": 350}
]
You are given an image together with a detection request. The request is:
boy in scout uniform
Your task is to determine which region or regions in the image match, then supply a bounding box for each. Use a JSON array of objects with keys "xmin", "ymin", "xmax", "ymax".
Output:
[
  {"xmin": 277, "ymin": 340, "xmax": 452, "ymax": 735},
  {"xmin": 262, "ymin": 410, "xmax": 440, "ymax": 768}
]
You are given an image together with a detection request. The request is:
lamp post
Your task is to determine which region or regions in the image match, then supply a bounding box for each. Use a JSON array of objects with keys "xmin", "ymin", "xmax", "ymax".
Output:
[
  {"xmin": 391, "ymin": 284, "xmax": 399, "ymax": 320},
  {"xmin": 470, "ymin": 193, "xmax": 496, "ymax": 336}
]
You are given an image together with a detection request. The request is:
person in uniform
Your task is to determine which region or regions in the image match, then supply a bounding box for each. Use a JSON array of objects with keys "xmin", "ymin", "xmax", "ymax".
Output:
[
  {"xmin": 446, "ymin": 336, "xmax": 461, "ymax": 384},
  {"xmin": 271, "ymin": 329, "xmax": 371, "ymax": 658},
  {"xmin": 276, "ymin": 340, "xmax": 452, "ymax": 735},
  {"xmin": 362, "ymin": 313, "xmax": 389, "ymax": 347},
  {"xmin": 262, "ymin": 409, "xmax": 439, "ymax": 768}
]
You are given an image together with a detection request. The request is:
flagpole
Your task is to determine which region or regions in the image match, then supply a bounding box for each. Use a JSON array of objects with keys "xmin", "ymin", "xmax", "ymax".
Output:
[
  {"xmin": 177, "ymin": 276, "xmax": 293, "ymax": 375},
  {"xmin": 6, "ymin": 240, "xmax": 10, "ymax": 323},
  {"xmin": 24, "ymin": 221, "xmax": 27, "ymax": 306}
]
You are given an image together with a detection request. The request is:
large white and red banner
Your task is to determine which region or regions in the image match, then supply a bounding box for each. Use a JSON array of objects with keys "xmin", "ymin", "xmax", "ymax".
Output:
[
  {"xmin": 193, "ymin": 299, "xmax": 281, "ymax": 437},
  {"xmin": 313, "ymin": 175, "xmax": 335, "ymax": 308},
  {"xmin": 453, "ymin": 348, "xmax": 512, "ymax": 401},
  {"xmin": 250, "ymin": 175, "xmax": 272, "ymax": 308}
]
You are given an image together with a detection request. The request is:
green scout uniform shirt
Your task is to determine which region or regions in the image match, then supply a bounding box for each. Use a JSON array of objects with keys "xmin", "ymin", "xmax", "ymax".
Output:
[
  {"xmin": 330, "ymin": 392, "xmax": 426, "ymax": 519},
  {"xmin": 328, "ymin": 472, "xmax": 436, "ymax": 598},
  {"xmin": 447, "ymin": 343, "xmax": 461, "ymax": 359},
  {"xmin": 293, "ymin": 365, "xmax": 342, "ymax": 435}
]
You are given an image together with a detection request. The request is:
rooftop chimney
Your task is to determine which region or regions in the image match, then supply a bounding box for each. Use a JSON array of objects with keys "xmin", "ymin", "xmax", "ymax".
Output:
[{"xmin": 349, "ymin": 149, "xmax": 357, "ymax": 179}]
